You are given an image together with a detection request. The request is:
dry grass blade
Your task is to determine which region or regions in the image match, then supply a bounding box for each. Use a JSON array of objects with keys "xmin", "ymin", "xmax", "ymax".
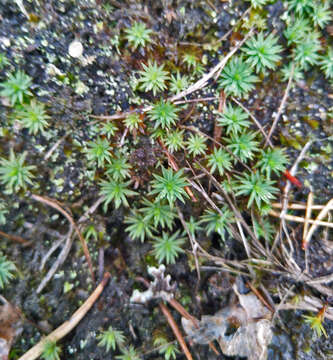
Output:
[
  {"xmin": 31, "ymin": 194, "xmax": 95, "ymax": 283},
  {"xmin": 18, "ymin": 273, "xmax": 111, "ymax": 360}
]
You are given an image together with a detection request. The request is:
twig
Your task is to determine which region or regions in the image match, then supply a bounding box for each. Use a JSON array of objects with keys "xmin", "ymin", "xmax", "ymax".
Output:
[
  {"xmin": 303, "ymin": 192, "xmax": 313, "ymax": 272},
  {"xmin": 0, "ymin": 230, "xmax": 33, "ymax": 247},
  {"xmin": 31, "ymin": 194, "xmax": 95, "ymax": 283},
  {"xmin": 37, "ymin": 225, "xmax": 74, "ymax": 293},
  {"xmin": 272, "ymin": 202, "xmax": 331, "ymax": 210},
  {"xmin": 303, "ymin": 198, "xmax": 333, "ymax": 249},
  {"xmin": 269, "ymin": 210, "xmax": 333, "ymax": 229},
  {"xmin": 272, "ymin": 141, "xmax": 312, "ymax": 252},
  {"xmin": 231, "ymin": 97, "xmax": 273, "ymax": 147},
  {"xmin": 264, "ymin": 63, "xmax": 294, "ymax": 147},
  {"xmin": 18, "ymin": 273, "xmax": 111, "ymax": 360},
  {"xmin": 44, "ymin": 133, "xmax": 68, "ymax": 161},
  {"xmin": 159, "ymin": 303, "xmax": 193, "ymax": 360}
]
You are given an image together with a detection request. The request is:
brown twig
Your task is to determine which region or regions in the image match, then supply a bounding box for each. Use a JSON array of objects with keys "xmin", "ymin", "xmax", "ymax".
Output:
[
  {"xmin": 18, "ymin": 273, "xmax": 111, "ymax": 360},
  {"xmin": 167, "ymin": 298, "xmax": 220, "ymax": 356},
  {"xmin": 0, "ymin": 230, "xmax": 33, "ymax": 247},
  {"xmin": 31, "ymin": 194, "xmax": 95, "ymax": 283},
  {"xmin": 159, "ymin": 303, "xmax": 193, "ymax": 360}
]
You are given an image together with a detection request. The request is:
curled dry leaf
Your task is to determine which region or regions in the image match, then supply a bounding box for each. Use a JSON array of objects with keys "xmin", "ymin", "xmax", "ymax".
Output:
[{"xmin": 182, "ymin": 284, "xmax": 273, "ymax": 360}]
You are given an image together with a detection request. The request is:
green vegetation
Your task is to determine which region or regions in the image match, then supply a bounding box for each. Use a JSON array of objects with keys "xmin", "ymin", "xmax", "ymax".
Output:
[
  {"xmin": 200, "ymin": 207, "xmax": 234, "ymax": 241},
  {"xmin": 41, "ymin": 340, "xmax": 61, "ymax": 360},
  {"xmin": 0, "ymin": 254, "xmax": 16, "ymax": 288},
  {"xmin": 106, "ymin": 154, "xmax": 132, "ymax": 181},
  {"xmin": 242, "ymin": 33, "xmax": 283, "ymax": 74},
  {"xmin": 2, "ymin": 1, "xmax": 332, "ymax": 357},
  {"xmin": 226, "ymin": 131, "xmax": 259, "ymax": 163},
  {"xmin": 152, "ymin": 230, "xmax": 185, "ymax": 264},
  {"xmin": 124, "ymin": 113, "xmax": 142, "ymax": 132},
  {"xmin": 125, "ymin": 211, "xmax": 154, "ymax": 242},
  {"xmin": 217, "ymin": 104, "xmax": 250, "ymax": 135},
  {"xmin": 207, "ymin": 147, "xmax": 232, "ymax": 176},
  {"xmin": 150, "ymin": 167, "xmax": 189, "ymax": 207},
  {"xmin": 186, "ymin": 133, "xmax": 207, "ymax": 157},
  {"xmin": 169, "ymin": 72, "xmax": 188, "ymax": 94},
  {"xmin": 0, "ymin": 200, "xmax": 8, "ymax": 225},
  {"xmin": 164, "ymin": 129, "xmax": 185, "ymax": 153},
  {"xmin": 235, "ymin": 172, "xmax": 278, "ymax": 208},
  {"xmin": 125, "ymin": 22, "xmax": 153, "ymax": 50},
  {"xmin": 0, "ymin": 150, "xmax": 35, "ymax": 193},
  {"xmin": 140, "ymin": 198, "xmax": 176, "ymax": 229},
  {"xmin": 138, "ymin": 61, "xmax": 169, "ymax": 95},
  {"xmin": 218, "ymin": 56, "xmax": 258, "ymax": 98},
  {"xmin": 15, "ymin": 99, "xmax": 50, "ymax": 135},
  {"xmin": 148, "ymin": 100, "xmax": 179, "ymax": 129},
  {"xmin": 153, "ymin": 336, "xmax": 179, "ymax": 360},
  {"xmin": 256, "ymin": 148, "xmax": 288, "ymax": 179},
  {"xmin": 85, "ymin": 137, "xmax": 112, "ymax": 168},
  {"xmin": 0, "ymin": 70, "xmax": 32, "ymax": 105},
  {"xmin": 116, "ymin": 346, "xmax": 141, "ymax": 360},
  {"xmin": 303, "ymin": 311, "xmax": 328, "ymax": 338},
  {"xmin": 99, "ymin": 179, "xmax": 137, "ymax": 211},
  {"xmin": 97, "ymin": 326, "xmax": 126, "ymax": 352}
]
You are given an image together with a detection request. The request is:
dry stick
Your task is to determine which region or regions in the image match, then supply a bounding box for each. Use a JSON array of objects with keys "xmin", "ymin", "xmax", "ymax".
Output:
[
  {"xmin": 231, "ymin": 97, "xmax": 273, "ymax": 147},
  {"xmin": 272, "ymin": 202, "xmax": 331, "ymax": 210},
  {"xmin": 0, "ymin": 230, "xmax": 32, "ymax": 247},
  {"xmin": 18, "ymin": 273, "xmax": 110, "ymax": 360},
  {"xmin": 167, "ymin": 298, "xmax": 220, "ymax": 356},
  {"xmin": 44, "ymin": 132, "xmax": 69, "ymax": 161},
  {"xmin": 269, "ymin": 210, "xmax": 333, "ymax": 229},
  {"xmin": 303, "ymin": 192, "xmax": 313, "ymax": 273},
  {"xmin": 37, "ymin": 225, "xmax": 74, "ymax": 294},
  {"xmin": 31, "ymin": 194, "xmax": 95, "ymax": 283},
  {"xmin": 40, "ymin": 232, "xmax": 68, "ymax": 271},
  {"xmin": 303, "ymin": 197, "xmax": 333, "ymax": 249},
  {"xmin": 159, "ymin": 303, "xmax": 193, "ymax": 360},
  {"xmin": 271, "ymin": 140, "xmax": 313, "ymax": 252},
  {"xmin": 264, "ymin": 63, "xmax": 294, "ymax": 147}
]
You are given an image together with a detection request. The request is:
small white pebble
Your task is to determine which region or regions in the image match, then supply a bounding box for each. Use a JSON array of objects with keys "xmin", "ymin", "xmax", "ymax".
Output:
[{"xmin": 68, "ymin": 40, "xmax": 83, "ymax": 58}]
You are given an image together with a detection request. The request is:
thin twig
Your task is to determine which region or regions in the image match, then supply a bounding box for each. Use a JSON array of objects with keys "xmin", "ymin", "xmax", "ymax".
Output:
[
  {"xmin": 19, "ymin": 273, "xmax": 111, "ymax": 360},
  {"xmin": 32, "ymin": 194, "xmax": 95, "ymax": 283},
  {"xmin": 303, "ymin": 192, "xmax": 313, "ymax": 272},
  {"xmin": 159, "ymin": 303, "xmax": 193, "ymax": 360},
  {"xmin": 264, "ymin": 63, "xmax": 294, "ymax": 147},
  {"xmin": 231, "ymin": 97, "xmax": 273, "ymax": 147},
  {"xmin": 37, "ymin": 225, "xmax": 74, "ymax": 293},
  {"xmin": 269, "ymin": 210, "xmax": 333, "ymax": 229},
  {"xmin": 303, "ymin": 198, "xmax": 333, "ymax": 249},
  {"xmin": 0, "ymin": 230, "xmax": 33, "ymax": 247}
]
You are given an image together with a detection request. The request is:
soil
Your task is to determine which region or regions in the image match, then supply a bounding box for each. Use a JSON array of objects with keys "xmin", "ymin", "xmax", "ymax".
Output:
[{"xmin": 0, "ymin": 1, "xmax": 332, "ymax": 360}]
